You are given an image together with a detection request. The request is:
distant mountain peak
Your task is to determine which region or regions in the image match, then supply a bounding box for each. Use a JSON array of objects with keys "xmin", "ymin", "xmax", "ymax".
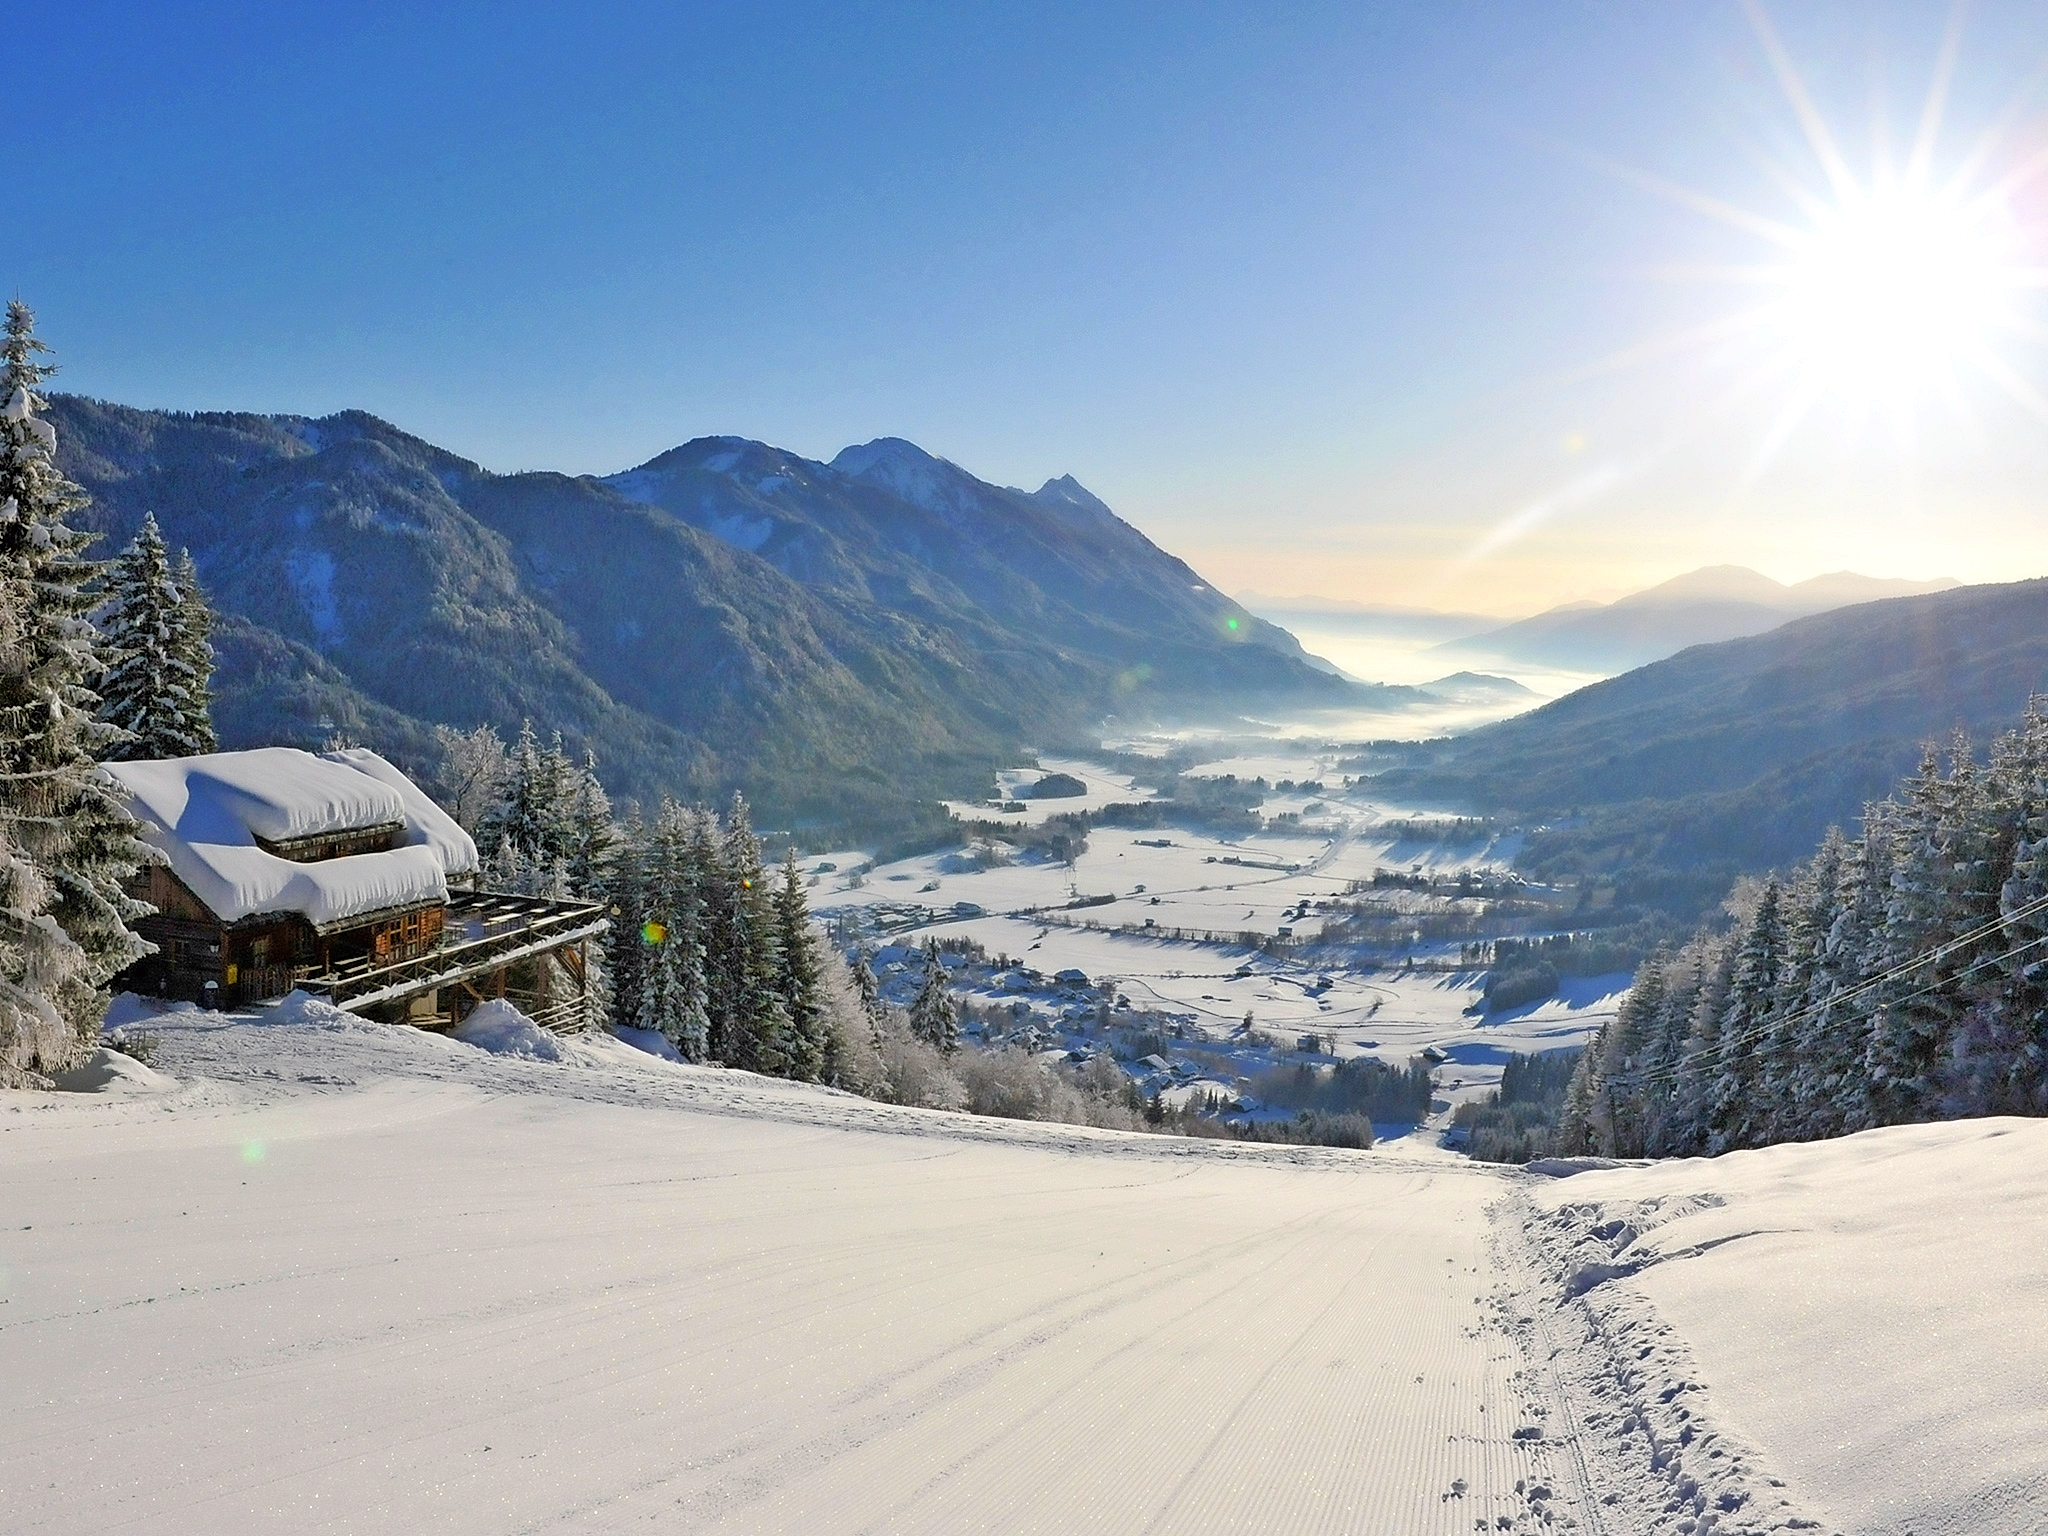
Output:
[
  {"xmin": 828, "ymin": 436, "xmax": 943, "ymax": 476},
  {"xmin": 828, "ymin": 436, "xmax": 985, "ymax": 515},
  {"xmin": 1025, "ymin": 472, "xmax": 1117, "ymax": 528}
]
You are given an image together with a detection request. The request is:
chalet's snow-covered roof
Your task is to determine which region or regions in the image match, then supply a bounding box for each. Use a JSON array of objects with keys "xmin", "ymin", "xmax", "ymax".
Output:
[
  {"xmin": 316, "ymin": 748, "xmax": 478, "ymax": 878},
  {"xmin": 102, "ymin": 748, "xmax": 479, "ymax": 929}
]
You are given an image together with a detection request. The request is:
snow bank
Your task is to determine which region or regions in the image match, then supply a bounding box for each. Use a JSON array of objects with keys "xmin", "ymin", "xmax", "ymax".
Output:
[
  {"xmin": 452, "ymin": 999, "xmax": 564, "ymax": 1061},
  {"xmin": 48, "ymin": 1047, "xmax": 173, "ymax": 1094},
  {"xmin": 264, "ymin": 989, "xmax": 366, "ymax": 1028},
  {"xmin": 1521, "ymin": 1117, "xmax": 2048, "ymax": 1535},
  {"xmin": 102, "ymin": 747, "xmax": 467, "ymax": 927},
  {"xmin": 611, "ymin": 1024, "xmax": 684, "ymax": 1063}
]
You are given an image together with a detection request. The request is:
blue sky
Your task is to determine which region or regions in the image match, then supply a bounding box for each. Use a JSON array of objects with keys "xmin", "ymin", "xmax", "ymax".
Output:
[{"xmin": 24, "ymin": 2, "xmax": 2048, "ymax": 610}]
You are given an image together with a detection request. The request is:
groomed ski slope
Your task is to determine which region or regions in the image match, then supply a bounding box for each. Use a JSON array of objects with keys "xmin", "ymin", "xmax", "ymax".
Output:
[{"xmin": 2, "ymin": 1003, "xmax": 2043, "ymax": 1534}]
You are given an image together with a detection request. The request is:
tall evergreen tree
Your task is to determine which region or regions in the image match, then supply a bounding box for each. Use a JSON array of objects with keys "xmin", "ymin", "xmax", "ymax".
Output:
[
  {"xmin": 1953, "ymin": 704, "xmax": 2048, "ymax": 1113},
  {"xmin": 908, "ymin": 939, "xmax": 958, "ymax": 1053},
  {"xmin": 97, "ymin": 514, "xmax": 215, "ymax": 758},
  {"xmin": 603, "ymin": 806, "xmax": 650, "ymax": 1035},
  {"xmin": 168, "ymin": 547, "xmax": 217, "ymax": 752},
  {"xmin": 563, "ymin": 749, "xmax": 615, "ymax": 898},
  {"xmin": 1758, "ymin": 829, "xmax": 1847, "ymax": 1141},
  {"xmin": 771, "ymin": 847, "xmax": 826, "ymax": 1082},
  {"xmin": 1707, "ymin": 878, "xmax": 1785, "ymax": 1151},
  {"xmin": 1866, "ymin": 740, "xmax": 1980, "ymax": 1124},
  {"xmin": 637, "ymin": 799, "xmax": 709, "ymax": 1060},
  {"xmin": 705, "ymin": 793, "xmax": 784, "ymax": 1071},
  {"xmin": 1664, "ymin": 930, "xmax": 1737, "ymax": 1156},
  {"xmin": 0, "ymin": 301, "xmax": 152, "ymax": 1068},
  {"xmin": 851, "ymin": 947, "xmax": 887, "ymax": 1052},
  {"xmin": 479, "ymin": 720, "xmax": 574, "ymax": 874}
]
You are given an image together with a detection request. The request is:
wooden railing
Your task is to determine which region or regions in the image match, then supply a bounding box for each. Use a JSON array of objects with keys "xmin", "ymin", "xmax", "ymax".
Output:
[{"xmin": 298, "ymin": 891, "xmax": 607, "ymax": 1014}]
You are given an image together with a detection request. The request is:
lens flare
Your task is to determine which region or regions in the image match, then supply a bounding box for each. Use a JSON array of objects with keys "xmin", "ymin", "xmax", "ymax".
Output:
[{"xmin": 641, "ymin": 920, "xmax": 667, "ymax": 945}]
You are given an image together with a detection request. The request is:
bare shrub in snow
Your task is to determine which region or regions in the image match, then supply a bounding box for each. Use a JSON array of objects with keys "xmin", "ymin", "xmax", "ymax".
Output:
[{"xmin": 874, "ymin": 1021, "xmax": 967, "ymax": 1111}]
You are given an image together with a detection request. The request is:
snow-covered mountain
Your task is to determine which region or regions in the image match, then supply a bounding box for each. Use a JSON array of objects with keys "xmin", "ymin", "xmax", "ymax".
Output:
[{"xmin": 51, "ymin": 398, "xmax": 1370, "ymax": 832}]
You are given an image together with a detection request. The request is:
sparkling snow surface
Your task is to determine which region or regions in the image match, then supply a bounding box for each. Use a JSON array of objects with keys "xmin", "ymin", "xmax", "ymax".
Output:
[
  {"xmin": 1523, "ymin": 1119, "xmax": 2048, "ymax": 1536},
  {"xmin": 6, "ymin": 1001, "xmax": 2041, "ymax": 1533},
  {"xmin": 1, "ymin": 1002, "xmax": 1592, "ymax": 1535}
]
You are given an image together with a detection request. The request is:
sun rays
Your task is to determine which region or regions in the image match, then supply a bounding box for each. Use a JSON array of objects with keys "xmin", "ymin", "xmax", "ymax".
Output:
[{"xmin": 1457, "ymin": 1, "xmax": 2048, "ymax": 575}]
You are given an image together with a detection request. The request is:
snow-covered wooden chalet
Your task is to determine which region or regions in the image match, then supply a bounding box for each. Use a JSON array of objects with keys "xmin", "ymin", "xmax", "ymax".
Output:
[{"xmin": 102, "ymin": 747, "xmax": 606, "ymax": 1029}]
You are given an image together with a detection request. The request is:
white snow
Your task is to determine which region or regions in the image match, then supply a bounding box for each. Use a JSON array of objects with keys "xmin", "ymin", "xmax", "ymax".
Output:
[
  {"xmin": 47, "ymin": 1046, "xmax": 173, "ymax": 1094},
  {"xmin": 103, "ymin": 748, "xmax": 474, "ymax": 928},
  {"xmin": 283, "ymin": 546, "xmax": 342, "ymax": 643},
  {"xmin": 1520, "ymin": 1117, "xmax": 2048, "ymax": 1535},
  {"xmin": 451, "ymin": 998, "xmax": 565, "ymax": 1060},
  {"xmin": 1, "ymin": 1002, "xmax": 2041, "ymax": 1532},
  {"xmin": 0, "ymin": 1003, "xmax": 1590, "ymax": 1534},
  {"xmin": 319, "ymin": 746, "xmax": 480, "ymax": 877},
  {"xmin": 611, "ymin": 1023, "xmax": 685, "ymax": 1062},
  {"xmin": 941, "ymin": 756, "xmax": 1157, "ymax": 825}
]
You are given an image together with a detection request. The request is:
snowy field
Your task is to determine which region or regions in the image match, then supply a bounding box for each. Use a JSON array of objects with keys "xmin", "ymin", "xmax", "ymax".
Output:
[
  {"xmin": 4, "ymin": 1002, "xmax": 2045, "ymax": 1533},
  {"xmin": 939, "ymin": 756, "xmax": 1158, "ymax": 826},
  {"xmin": 818, "ymin": 774, "xmax": 1597, "ymax": 1106}
]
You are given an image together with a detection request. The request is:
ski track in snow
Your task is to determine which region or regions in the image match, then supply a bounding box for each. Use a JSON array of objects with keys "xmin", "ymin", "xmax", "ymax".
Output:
[{"xmin": 4, "ymin": 1005, "xmax": 2039, "ymax": 1534}]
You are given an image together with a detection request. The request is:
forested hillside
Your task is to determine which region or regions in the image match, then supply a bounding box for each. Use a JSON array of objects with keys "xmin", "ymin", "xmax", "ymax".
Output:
[
  {"xmin": 1378, "ymin": 579, "xmax": 2048, "ymax": 920},
  {"xmin": 51, "ymin": 398, "xmax": 1365, "ymax": 834},
  {"xmin": 1559, "ymin": 709, "xmax": 2048, "ymax": 1156}
]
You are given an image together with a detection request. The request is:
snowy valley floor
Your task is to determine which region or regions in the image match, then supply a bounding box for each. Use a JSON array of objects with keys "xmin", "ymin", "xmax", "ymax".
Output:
[{"xmin": 2, "ymin": 1006, "xmax": 2043, "ymax": 1535}]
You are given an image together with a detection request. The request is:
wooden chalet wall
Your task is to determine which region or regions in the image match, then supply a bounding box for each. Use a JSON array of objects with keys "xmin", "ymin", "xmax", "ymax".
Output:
[{"xmin": 120, "ymin": 865, "xmax": 446, "ymax": 1009}]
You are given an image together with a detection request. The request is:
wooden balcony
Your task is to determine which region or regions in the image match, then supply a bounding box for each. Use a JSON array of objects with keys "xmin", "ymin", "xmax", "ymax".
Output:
[{"xmin": 298, "ymin": 890, "xmax": 608, "ymax": 1016}]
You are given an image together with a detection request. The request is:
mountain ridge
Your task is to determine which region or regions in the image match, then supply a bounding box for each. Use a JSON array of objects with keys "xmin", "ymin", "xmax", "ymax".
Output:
[
  {"xmin": 51, "ymin": 396, "xmax": 1367, "ymax": 834},
  {"xmin": 1430, "ymin": 565, "xmax": 1963, "ymax": 673},
  {"xmin": 1375, "ymin": 576, "xmax": 2048, "ymax": 918}
]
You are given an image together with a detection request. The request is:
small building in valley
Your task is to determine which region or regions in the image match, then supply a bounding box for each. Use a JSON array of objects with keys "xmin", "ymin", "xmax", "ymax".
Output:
[{"xmin": 104, "ymin": 747, "xmax": 606, "ymax": 1030}]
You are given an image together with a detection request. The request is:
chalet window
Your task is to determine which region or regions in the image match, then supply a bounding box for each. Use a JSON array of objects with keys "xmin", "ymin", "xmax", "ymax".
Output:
[{"xmin": 253, "ymin": 822, "xmax": 407, "ymax": 864}]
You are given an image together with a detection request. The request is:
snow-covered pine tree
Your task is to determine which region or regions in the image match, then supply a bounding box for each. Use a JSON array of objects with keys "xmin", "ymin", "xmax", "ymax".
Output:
[
  {"xmin": 851, "ymin": 947, "xmax": 887, "ymax": 1051},
  {"xmin": 908, "ymin": 939, "xmax": 958, "ymax": 1053},
  {"xmin": 771, "ymin": 846, "xmax": 825, "ymax": 1083},
  {"xmin": 563, "ymin": 749, "xmax": 615, "ymax": 899},
  {"xmin": 1865, "ymin": 740, "xmax": 1978, "ymax": 1124},
  {"xmin": 636, "ymin": 799, "xmax": 708, "ymax": 1058},
  {"xmin": 1790, "ymin": 806, "xmax": 1894, "ymax": 1138},
  {"xmin": 1705, "ymin": 877, "xmax": 1784, "ymax": 1152},
  {"xmin": 1577, "ymin": 953, "xmax": 1668, "ymax": 1157},
  {"xmin": 1553, "ymin": 1043, "xmax": 1601, "ymax": 1156},
  {"xmin": 168, "ymin": 548, "xmax": 217, "ymax": 752},
  {"xmin": 1662, "ymin": 928, "xmax": 1738, "ymax": 1156},
  {"xmin": 479, "ymin": 721, "xmax": 574, "ymax": 872},
  {"xmin": 97, "ymin": 514, "xmax": 215, "ymax": 759},
  {"xmin": 0, "ymin": 574, "xmax": 92, "ymax": 1084},
  {"xmin": 0, "ymin": 302, "xmax": 153, "ymax": 1065},
  {"xmin": 705, "ymin": 794, "xmax": 789, "ymax": 1074},
  {"xmin": 603, "ymin": 807, "xmax": 649, "ymax": 1033},
  {"xmin": 1638, "ymin": 945, "xmax": 1706, "ymax": 1157},
  {"xmin": 1753, "ymin": 829, "xmax": 1846, "ymax": 1142},
  {"xmin": 1951, "ymin": 703, "xmax": 2048, "ymax": 1113}
]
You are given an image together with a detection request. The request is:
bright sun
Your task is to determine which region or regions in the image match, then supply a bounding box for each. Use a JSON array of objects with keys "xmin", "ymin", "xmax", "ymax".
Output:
[
  {"xmin": 1773, "ymin": 185, "xmax": 2019, "ymax": 398},
  {"xmin": 1601, "ymin": 4, "xmax": 2048, "ymax": 446}
]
